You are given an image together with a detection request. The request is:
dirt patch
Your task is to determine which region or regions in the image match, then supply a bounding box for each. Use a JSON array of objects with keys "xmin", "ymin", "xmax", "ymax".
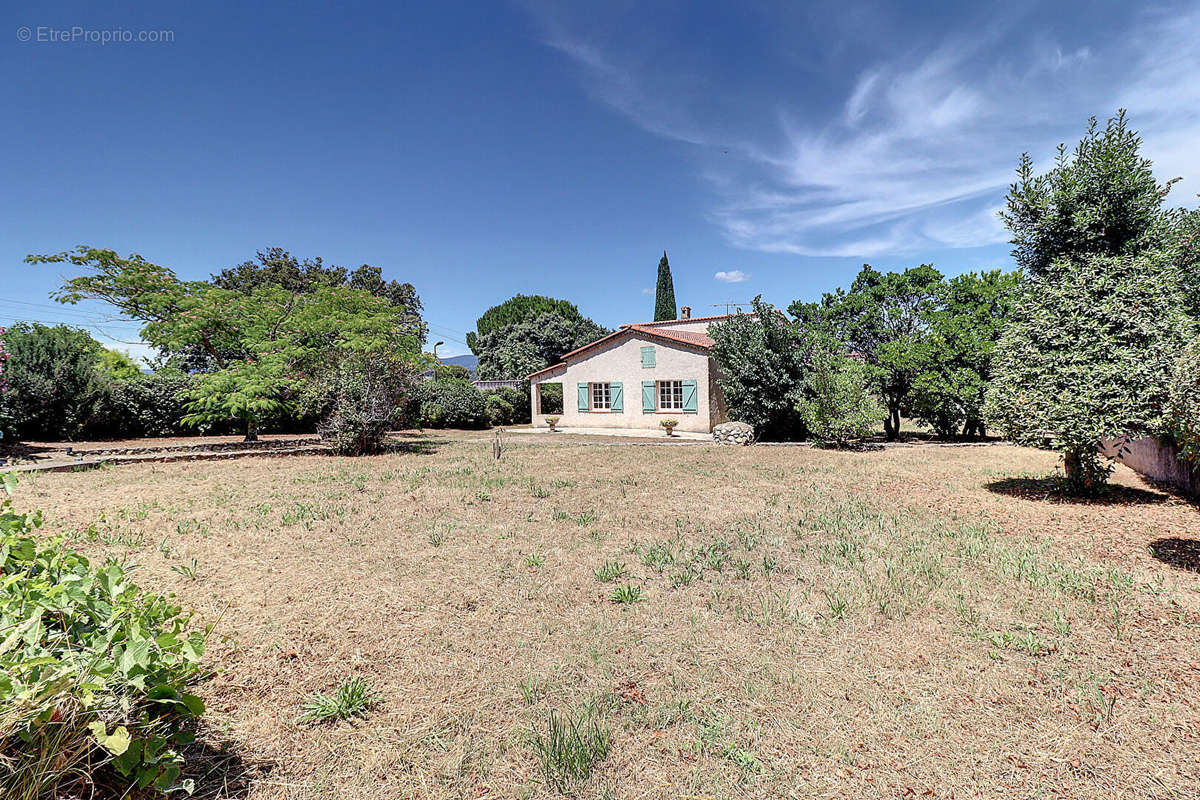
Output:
[{"xmin": 10, "ymin": 433, "xmax": 1200, "ymax": 799}]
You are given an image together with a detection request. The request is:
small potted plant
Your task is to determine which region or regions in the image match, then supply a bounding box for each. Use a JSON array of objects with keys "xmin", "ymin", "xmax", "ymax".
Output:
[
  {"xmin": 545, "ymin": 415, "xmax": 560, "ymax": 432},
  {"xmin": 660, "ymin": 418, "xmax": 679, "ymax": 437}
]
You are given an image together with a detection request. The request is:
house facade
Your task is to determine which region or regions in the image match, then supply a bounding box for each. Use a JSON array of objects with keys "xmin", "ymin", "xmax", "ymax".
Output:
[{"xmin": 528, "ymin": 309, "xmax": 733, "ymax": 434}]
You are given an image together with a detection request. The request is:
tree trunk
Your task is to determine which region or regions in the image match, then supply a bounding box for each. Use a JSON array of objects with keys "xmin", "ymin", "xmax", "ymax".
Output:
[
  {"xmin": 885, "ymin": 407, "xmax": 901, "ymax": 441},
  {"xmin": 245, "ymin": 418, "xmax": 258, "ymax": 442}
]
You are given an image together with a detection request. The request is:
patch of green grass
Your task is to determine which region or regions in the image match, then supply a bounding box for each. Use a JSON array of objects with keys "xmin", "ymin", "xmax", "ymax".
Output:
[
  {"xmin": 610, "ymin": 584, "xmax": 642, "ymax": 605},
  {"xmin": 593, "ymin": 560, "xmax": 628, "ymax": 582},
  {"xmin": 528, "ymin": 709, "xmax": 611, "ymax": 792},
  {"xmin": 524, "ymin": 553, "xmax": 545, "ymax": 568},
  {"xmin": 297, "ymin": 676, "xmax": 380, "ymax": 724}
]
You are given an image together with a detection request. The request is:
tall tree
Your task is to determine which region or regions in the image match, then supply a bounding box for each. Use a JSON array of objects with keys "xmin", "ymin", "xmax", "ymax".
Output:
[
  {"xmin": 473, "ymin": 313, "xmax": 610, "ymax": 381},
  {"xmin": 31, "ymin": 247, "xmax": 423, "ymax": 441},
  {"xmin": 467, "ymin": 295, "xmax": 585, "ymax": 353},
  {"xmin": 988, "ymin": 111, "xmax": 1195, "ymax": 493},
  {"xmin": 654, "ymin": 252, "xmax": 677, "ymax": 321},
  {"xmin": 909, "ymin": 270, "xmax": 1019, "ymax": 438},
  {"xmin": 791, "ymin": 265, "xmax": 945, "ymax": 439},
  {"xmin": 213, "ymin": 247, "xmax": 427, "ymax": 344},
  {"xmin": 710, "ymin": 296, "xmax": 808, "ymax": 441}
]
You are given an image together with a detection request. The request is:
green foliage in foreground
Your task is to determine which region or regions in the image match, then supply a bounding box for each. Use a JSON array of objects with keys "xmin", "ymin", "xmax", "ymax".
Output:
[
  {"xmin": 0, "ymin": 476, "xmax": 207, "ymax": 798},
  {"xmin": 798, "ymin": 349, "xmax": 886, "ymax": 448}
]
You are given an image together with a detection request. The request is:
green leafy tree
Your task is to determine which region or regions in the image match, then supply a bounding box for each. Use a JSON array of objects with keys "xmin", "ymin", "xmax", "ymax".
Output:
[
  {"xmin": 212, "ymin": 247, "xmax": 427, "ymax": 344},
  {"xmin": 467, "ymin": 295, "xmax": 585, "ymax": 353},
  {"xmin": 791, "ymin": 264, "xmax": 945, "ymax": 439},
  {"xmin": 710, "ymin": 296, "xmax": 808, "ymax": 441},
  {"xmin": 31, "ymin": 247, "xmax": 422, "ymax": 442},
  {"xmin": 797, "ymin": 348, "xmax": 886, "ymax": 448},
  {"xmin": 989, "ymin": 111, "xmax": 1199, "ymax": 493},
  {"xmin": 1000, "ymin": 110, "xmax": 1180, "ymax": 277},
  {"xmin": 909, "ymin": 270, "xmax": 1019, "ymax": 438},
  {"xmin": 97, "ymin": 348, "xmax": 144, "ymax": 381},
  {"xmin": 985, "ymin": 253, "xmax": 1192, "ymax": 494},
  {"xmin": 654, "ymin": 251, "xmax": 677, "ymax": 321},
  {"xmin": 474, "ymin": 312, "xmax": 609, "ymax": 381},
  {"xmin": 0, "ymin": 323, "xmax": 106, "ymax": 441}
]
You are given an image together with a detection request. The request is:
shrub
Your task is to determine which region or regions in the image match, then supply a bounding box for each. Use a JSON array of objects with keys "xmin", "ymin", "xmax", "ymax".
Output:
[
  {"xmin": 0, "ymin": 323, "xmax": 105, "ymax": 441},
  {"xmin": 309, "ymin": 354, "xmax": 412, "ymax": 455},
  {"xmin": 1169, "ymin": 340, "xmax": 1200, "ymax": 466},
  {"xmin": 90, "ymin": 371, "xmax": 193, "ymax": 439},
  {"xmin": 410, "ymin": 380, "xmax": 488, "ymax": 429},
  {"xmin": 798, "ymin": 350, "xmax": 886, "ymax": 448},
  {"xmin": 0, "ymin": 476, "xmax": 207, "ymax": 797},
  {"xmin": 485, "ymin": 393, "xmax": 515, "ymax": 427}
]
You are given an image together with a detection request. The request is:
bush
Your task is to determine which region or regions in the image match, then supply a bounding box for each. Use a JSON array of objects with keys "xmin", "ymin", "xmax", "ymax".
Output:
[
  {"xmin": 411, "ymin": 380, "xmax": 488, "ymax": 429},
  {"xmin": 0, "ymin": 476, "xmax": 207, "ymax": 797},
  {"xmin": 0, "ymin": 323, "xmax": 105, "ymax": 441},
  {"xmin": 90, "ymin": 371, "xmax": 193, "ymax": 439},
  {"xmin": 310, "ymin": 354, "xmax": 413, "ymax": 455},
  {"xmin": 482, "ymin": 386, "xmax": 530, "ymax": 427},
  {"xmin": 1169, "ymin": 340, "xmax": 1200, "ymax": 466},
  {"xmin": 485, "ymin": 393, "xmax": 515, "ymax": 427},
  {"xmin": 797, "ymin": 351, "xmax": 886, "ymax": 448}
]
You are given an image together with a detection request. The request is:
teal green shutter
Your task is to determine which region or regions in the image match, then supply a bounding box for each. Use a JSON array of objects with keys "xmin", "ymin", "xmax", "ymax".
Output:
[
  {"xmin": 577, "ymin": 383, "xmax": 589, "ymax": 412},
  {"xmin": 640, "ymin": 346, "xmax": 656, "ymax": 368},
  {"xmin": 682, "ymin": 379, "xmax": 698, "ymax": 413},
  {"xmin": 610, "ymin": 382, "xmax": 624, "ymax": 412},
  {"xmin": 642, "ymin": 381, "xmax": 656, "ymax": 413}
]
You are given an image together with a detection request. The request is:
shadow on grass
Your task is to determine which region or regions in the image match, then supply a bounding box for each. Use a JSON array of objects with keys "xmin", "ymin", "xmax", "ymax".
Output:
[
  {"xmin": 984, "ymin": 476, "xmax": 1170, "ymax": 506},
  {"xmin": 182, "ymin": 730, "xmax": 272, "ymax": 800},
  {"xmin": 382, "ymin": 432, "xmax": 443, "ymax": 456},
  {"xmin": 1148, "ymin": 538, "xmax": 1200, "ymax": 574}
]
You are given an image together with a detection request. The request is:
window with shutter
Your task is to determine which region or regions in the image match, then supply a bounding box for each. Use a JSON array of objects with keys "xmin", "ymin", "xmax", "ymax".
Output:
[
  {"xmin": 640, "ymin": 346, "xmax": 656, "ymax": 368},
  {"xmin": 641, "ymin": 381, "xmax": 656, "ymax": 413},
  {"xmin": 610, "ymin": 382, "xmax": 624, "ymax": 412},
  {"xmin": 577, "ymin": 383, "xmax": 589, "ymax": 412},
  {"xmin": 681, "ymin": 379, "xmax": 698, "ymax": 413}
]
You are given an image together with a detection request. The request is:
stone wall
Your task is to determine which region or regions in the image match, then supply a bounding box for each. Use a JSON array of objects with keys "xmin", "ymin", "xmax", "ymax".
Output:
[{"xmin": 1100, "ymin": 436, "xmax": 1200, "ymax": 498}]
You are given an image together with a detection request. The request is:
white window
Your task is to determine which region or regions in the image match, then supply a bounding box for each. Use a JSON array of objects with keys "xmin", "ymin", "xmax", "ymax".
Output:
[
  {"xmin": 658, "ymin": 380, "xmax": 683, "ymax": 411},
  {"xmin": 591, "ymin": 382, "xmax": 612, "ymax": 410}
]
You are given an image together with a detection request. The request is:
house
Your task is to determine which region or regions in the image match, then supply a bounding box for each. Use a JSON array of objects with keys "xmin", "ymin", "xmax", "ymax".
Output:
[{"xmin": 528, "ymin": 307, "xmax": 734, "ymax": 434}]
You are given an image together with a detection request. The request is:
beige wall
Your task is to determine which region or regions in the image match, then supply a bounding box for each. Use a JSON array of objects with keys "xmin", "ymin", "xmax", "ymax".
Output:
[{"xmin": 530, "ymin": 333, "xmax": 727, "ymax": 433}]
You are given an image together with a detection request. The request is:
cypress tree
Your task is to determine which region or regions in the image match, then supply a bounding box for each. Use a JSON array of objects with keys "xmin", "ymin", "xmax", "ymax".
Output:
[{"xmin": 654, "ymin": 251, "xmax": 677, "ymax": 321}]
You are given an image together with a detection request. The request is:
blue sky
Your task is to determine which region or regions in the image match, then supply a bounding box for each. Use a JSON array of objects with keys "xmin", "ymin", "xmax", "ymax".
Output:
[{"xmin": 3, "ymin": 1, "xmax": 1199, "ymax": 359}]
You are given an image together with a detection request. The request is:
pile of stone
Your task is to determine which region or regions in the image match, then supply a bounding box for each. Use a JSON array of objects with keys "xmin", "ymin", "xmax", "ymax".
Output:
[{"xmin": 713, "ymin": 421, "xmax": 755, "ymax": 446}]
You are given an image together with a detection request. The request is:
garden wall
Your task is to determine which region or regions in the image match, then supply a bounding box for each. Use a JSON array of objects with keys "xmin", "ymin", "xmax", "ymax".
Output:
[{"xmin": 1100, "ymin": 436, "xmax": 1200, "ymax": 498}]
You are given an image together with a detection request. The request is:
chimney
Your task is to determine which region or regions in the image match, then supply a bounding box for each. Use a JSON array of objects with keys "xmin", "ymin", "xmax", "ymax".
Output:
[{"xmin": 680, "ymin": 306, "xmax": 691, "ymax": 319}]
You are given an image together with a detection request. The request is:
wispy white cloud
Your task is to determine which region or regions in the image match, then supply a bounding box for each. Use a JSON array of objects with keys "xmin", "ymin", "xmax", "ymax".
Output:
[
  {"xmin": 526, "ymin": 3, "xmax": 1200, "ymax": 258},
  {"xmin": 641, "ymin": 287, "xmax": 653, "ymax": 294},
  {"xmin": 714, "ymin": 270, "xmax": 749, "ymax": 283}
]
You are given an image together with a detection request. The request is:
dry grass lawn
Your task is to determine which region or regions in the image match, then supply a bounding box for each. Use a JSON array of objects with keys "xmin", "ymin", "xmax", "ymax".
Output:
[{"xmin": 12, "ymin": 431, "xmax": 1200, "ymax": 799}]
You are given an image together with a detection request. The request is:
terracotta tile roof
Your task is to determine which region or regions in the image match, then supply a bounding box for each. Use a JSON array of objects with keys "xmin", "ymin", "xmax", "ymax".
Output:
[
  {"xmin": 632, "ymin": 313, "xmax": 737, "ymax": 326},
  {"xmin": 627, "ymin": 324, "xmax": 714, "ymax": 348},
  {"xmin": 527, "ymin": 320, "xmax": 722, "ymax": 379}
]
